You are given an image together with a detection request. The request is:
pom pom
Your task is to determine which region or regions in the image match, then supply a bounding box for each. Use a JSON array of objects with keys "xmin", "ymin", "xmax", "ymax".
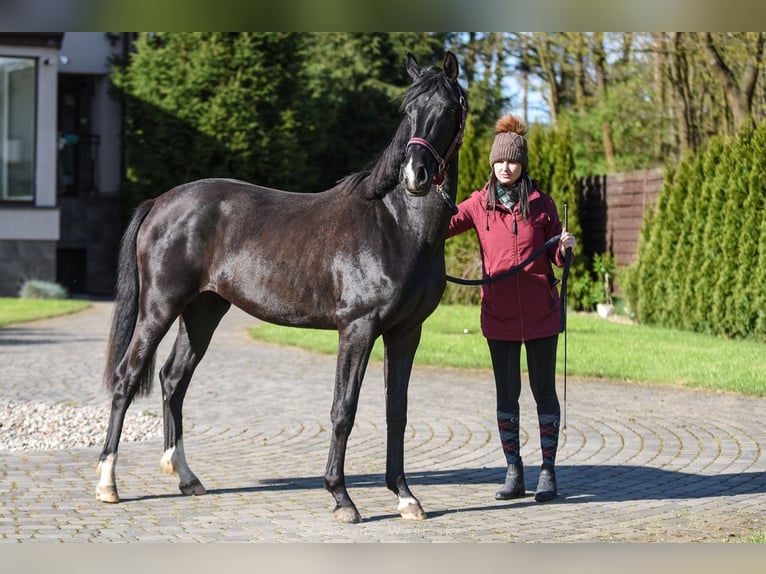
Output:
[{"xmin": 495, "ymin": 114, "xmax": 527, "ymax": 137}]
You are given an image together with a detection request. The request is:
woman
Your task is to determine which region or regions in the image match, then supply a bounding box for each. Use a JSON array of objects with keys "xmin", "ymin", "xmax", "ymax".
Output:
[{"xmin": 448, "ymin": 114, "xmax": 576, "ymax": 502}]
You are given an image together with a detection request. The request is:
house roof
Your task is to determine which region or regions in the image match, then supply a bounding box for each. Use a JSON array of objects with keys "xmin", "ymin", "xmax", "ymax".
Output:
[{"xmin": 0, "ymin": 33, "xmax": 64, "ymax": 49}]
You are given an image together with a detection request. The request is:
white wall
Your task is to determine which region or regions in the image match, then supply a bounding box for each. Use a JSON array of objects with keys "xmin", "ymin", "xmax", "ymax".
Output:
[
  {"xmin": 59, "ymin": 32, "xmax": 116, "ymax": 75},
  {"xmin": 0, "ymin": 42, "xmax": 60, "ymax": 240}
]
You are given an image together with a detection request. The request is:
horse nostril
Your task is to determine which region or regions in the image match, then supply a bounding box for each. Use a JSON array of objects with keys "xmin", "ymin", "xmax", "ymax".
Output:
[{"xmin": 416, "ymin": 166, "xmax": 429, "ymax": 187}]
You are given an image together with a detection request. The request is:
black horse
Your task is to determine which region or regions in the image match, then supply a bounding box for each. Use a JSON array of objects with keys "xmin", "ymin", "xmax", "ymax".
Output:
[{"xmin": 96, "ymin": 52, "xmax": 467, "ymax": 524}]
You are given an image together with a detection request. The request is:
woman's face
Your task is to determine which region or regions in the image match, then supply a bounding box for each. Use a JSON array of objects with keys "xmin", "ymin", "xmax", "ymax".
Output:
[{"xmin": 493, "ymin": 160, "xmax": 523, "ymax": 186}]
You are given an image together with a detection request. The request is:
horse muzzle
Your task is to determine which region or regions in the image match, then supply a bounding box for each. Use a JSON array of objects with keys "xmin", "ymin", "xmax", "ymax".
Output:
[{"xmin": 401, "ymin": 154, "xmax": 435, "ymax": 195}]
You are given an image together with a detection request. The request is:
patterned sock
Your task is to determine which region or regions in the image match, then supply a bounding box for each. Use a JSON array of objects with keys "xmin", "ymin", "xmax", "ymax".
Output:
[
  {"xmin": 497, "ymin": 409, "xmax": 521, "ymax": 466},
  {"xmin": 538, "ymin": 411, "xmax": 560, "ymax": 466}
]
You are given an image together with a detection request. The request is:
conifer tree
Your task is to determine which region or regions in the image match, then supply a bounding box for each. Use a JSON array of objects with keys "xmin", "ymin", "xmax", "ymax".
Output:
[
  {"xmin": 695, "ymin": 135, "xmax": 734, "ymax": 333},
  {"xmin": 678, "ymin": 148, "xmax": 714, "ymax": 331},
  {"xmin": 732, "ymin": 123, "xmax": 766, "ymax": 338},
  {"xmin": 663, "ymin": 156, "xmax": 700, "ymax": 327},
  {"xmin": 713, "ymin": 125, "xmax": 755, "ymax": 336},
  {"xmin": 633, "ymin": 163, "xmax": 676, "ymax": 324},
  {"xmin": 646, "ymin": 157, "xmax": 693, "ymax": 324}
]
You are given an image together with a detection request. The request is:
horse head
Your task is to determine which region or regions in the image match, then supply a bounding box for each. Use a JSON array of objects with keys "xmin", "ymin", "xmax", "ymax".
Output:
[{"xmin": 401, "ymin": 51, "xmax": 467, "ymax": 197}]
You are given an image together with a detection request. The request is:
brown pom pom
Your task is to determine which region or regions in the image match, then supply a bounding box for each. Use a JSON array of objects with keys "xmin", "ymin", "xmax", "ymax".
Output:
[{"xmin": 495, "ymin": 114, "xmax": 527, "ymax": 137}]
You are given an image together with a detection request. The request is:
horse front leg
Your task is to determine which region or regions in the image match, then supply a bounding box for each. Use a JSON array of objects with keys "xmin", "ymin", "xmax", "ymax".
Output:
[
  {"xmin": 382, "ymin": 325, "xmax": 426, "ymax": 520},
  {"xmin": 324, "ymin": 319, "xmax": 377, "ymax": 524}
]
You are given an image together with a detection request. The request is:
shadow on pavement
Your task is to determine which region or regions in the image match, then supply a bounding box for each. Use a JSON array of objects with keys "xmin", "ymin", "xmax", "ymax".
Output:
[{"xmin": 118, "ymin": 464, "xmax": 766, "ymax": 506}]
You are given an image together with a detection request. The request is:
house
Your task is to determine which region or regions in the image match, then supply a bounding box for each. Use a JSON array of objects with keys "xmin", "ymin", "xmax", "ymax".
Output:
[{"xmin": 0, "ymin": 32, "xmax": 131, "ymax": 297}]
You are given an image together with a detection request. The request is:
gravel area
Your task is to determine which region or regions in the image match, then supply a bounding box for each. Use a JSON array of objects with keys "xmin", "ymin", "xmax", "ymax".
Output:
[{"xmin": 0, "ymin": 400, "xmax": 162, "ymax": 452}]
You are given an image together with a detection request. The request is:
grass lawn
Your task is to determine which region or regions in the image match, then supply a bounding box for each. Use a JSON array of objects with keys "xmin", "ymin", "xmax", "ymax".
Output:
[
  {"xmin": 0, "ymin": 298, "xmax": 92, "ymax": 327},
  {"xmin": 249, "ymin": 304, "xmax": 766, "ymax": 397},
  {"xmin": 2, "ymin": 296, "xmax": 763, "ymax": 397}
]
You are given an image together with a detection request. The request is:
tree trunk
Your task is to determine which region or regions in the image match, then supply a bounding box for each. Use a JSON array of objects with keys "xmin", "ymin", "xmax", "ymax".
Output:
[
  {"xmin": 667, "ymin": 32, "xmax": 697, "ymax": 153},
  {"xmin": 592, "ymin": 33, "xmax": 615, "ymax": 172},
  {"xmin": 534, "ymin": 33, "xmax": 560, "ymax": 125},
  {"xmin": 702, "ymin": 32, "xmax": 765, "ymax": 131}
]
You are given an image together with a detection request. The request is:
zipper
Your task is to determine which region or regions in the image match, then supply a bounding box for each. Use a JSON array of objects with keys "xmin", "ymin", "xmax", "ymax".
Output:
[{"xmin": 513, "ymin": 210, "xmax": 525, "ymax": 341}]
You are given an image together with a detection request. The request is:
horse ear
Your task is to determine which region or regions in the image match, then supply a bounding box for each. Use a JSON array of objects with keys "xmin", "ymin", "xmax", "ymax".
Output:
[
  {"xmin": 443, "ymin": 51, "xmax": 459, "ymax": 81},
  {"xmin": 406, "ymin": 52, "xmax": 422, "ymax": 80}
]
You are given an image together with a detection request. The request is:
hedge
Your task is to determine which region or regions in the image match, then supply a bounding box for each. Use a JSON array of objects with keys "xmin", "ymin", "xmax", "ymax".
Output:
[{"xmin": 624, "ymin": 121, "xmax": 766, "ymax": 341}]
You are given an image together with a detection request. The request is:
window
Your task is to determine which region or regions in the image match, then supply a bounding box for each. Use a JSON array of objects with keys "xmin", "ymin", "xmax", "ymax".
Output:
[{"xmin": 0, "ymin": 57, "xmax": 36, "ymax": 201}]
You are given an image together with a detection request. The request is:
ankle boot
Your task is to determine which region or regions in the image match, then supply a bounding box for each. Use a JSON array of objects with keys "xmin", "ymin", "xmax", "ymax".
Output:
[
  {"xmin": 495, "ymin": 461, "xmax": 525, "ymax": 500},
  {"xmin": 534, "ymin": 463, "xmax": 557, "ymax": 502}
]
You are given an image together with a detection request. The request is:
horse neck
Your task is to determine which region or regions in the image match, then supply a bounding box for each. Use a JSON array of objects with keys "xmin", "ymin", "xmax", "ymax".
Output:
[{"xmin": 368, "ymin": 121, "xmax": 409, "ymax": 194}]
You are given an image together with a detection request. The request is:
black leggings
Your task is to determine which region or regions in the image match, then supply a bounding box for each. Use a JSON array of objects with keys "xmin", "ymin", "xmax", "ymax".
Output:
[{"xmin": 487, "ymin": 336, "xmax": 560, "ymax": 415}]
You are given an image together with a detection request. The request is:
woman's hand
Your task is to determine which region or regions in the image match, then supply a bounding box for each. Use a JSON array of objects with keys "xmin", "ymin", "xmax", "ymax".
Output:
[{"xmin": 559, "ymin": 229, "xmax": 576, "ymax": 257}]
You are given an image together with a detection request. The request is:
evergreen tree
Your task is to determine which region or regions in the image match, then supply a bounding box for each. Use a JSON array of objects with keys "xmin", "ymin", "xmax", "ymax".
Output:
[
  {"xmin": 677, "ymin": 149, "xmax": 712, "ymax": 331},
  {"xmin": 653, "ymin": 158, "xmax": 693, "ymax": 325},
  {"xmin": 111, "ymin": 32, "xmax": 446, "ymax": 208},
  {"xmin": 112, "ymin": 32, "xmax": 313, "ymax": 207},
  {"xmin": 301, "ymin": 33, "xmax": 445, "ymax": 190},
  {"xmin": 713, "ymin": 125, "xmax": 755, "ymax": 336},
  {"xmin": 633, "ymin": 163, "xmax": 676, "ymax": 324},
  {"xmin": 695, "ymin": 136, "xmax": 734, "ymax": 334},
  {"xmin": 732, "ymin": 123, "xmax": 766, "ymax": 338}
]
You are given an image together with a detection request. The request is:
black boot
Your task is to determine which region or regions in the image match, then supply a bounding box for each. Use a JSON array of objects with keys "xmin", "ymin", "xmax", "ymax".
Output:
[
  {"xmin": 495, "ymin": 461, "xmax": 525, "ymax": 500},
  {"xmin": 534, "ymin": 463, "xmax": 557, "ymax": 502}
]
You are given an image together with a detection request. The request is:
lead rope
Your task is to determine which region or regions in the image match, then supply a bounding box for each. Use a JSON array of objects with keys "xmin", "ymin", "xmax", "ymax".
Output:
[{"xmin": 445, "ymin": 234, "xmax": 561, "ymax": 286}]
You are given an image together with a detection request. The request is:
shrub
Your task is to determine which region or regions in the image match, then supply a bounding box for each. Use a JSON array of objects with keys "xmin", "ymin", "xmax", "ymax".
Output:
[{"xmin": 19, "ymin": 280, "xmax": 68, "ymax": 300}]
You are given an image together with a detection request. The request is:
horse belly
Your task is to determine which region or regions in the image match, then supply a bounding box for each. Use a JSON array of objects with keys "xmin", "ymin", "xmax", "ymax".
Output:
[{"xmin": 213, "ymin": 252, "xmax": 339, "ymax": 329}]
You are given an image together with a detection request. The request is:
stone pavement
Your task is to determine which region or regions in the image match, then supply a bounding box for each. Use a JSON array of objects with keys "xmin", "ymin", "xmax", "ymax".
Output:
[{"xmin": 1, "ymin": 301, "xmax": 765, "ymax": 542}]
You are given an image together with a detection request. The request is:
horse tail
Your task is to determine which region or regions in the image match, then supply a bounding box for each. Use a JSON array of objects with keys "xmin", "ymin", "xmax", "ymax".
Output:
[{"xmin": 103, "ymin": 199, "xmax": 156, "ymax": 396}]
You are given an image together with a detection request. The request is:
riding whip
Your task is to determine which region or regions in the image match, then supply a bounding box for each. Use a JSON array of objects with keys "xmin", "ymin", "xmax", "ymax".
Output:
[{"xmin": 561, "ymin": 203, "xmax": 573, "ymax": 430}]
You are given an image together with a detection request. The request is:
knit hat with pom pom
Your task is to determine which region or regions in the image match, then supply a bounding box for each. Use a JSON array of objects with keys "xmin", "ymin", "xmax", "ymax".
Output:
[{"xmin": 489, "ymin": 114, "xmax": 528, "ymax": 170}]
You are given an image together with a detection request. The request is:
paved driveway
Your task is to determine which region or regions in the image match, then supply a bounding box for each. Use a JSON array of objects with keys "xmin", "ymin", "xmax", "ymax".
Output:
[{"xmin": 1, "ymin": 302, "xmax": 765, "ymax": 541}]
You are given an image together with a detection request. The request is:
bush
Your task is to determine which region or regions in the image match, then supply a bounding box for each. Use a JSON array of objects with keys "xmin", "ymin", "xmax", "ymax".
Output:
[{"xmin": 19, "ymin": 280, "xmax": 68, "ymax": 300}]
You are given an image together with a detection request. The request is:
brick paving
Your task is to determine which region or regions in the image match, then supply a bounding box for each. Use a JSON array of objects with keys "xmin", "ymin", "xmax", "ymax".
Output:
[{"xmin": 1, "ymin": 301, "xmax": 765, "ymax": 542}]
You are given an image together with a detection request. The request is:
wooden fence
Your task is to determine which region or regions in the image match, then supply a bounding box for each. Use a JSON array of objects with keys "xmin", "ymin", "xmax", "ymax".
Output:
[{"xmin": 578, "ymin": 167, "xmax": 664, "ymax": 269}]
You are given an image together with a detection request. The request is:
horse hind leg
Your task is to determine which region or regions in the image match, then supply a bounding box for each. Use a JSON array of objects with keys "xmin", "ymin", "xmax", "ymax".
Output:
[
  {"xmin": 159, "ymin": 293, "xmax": 230, "ymax": 497},
  {"xmin": 158, "ymin": 339, "xmax": 206, "ymax": 496},
  {"xmin": 96, "ymin": 314, "xmax": 175, "ymax": 503}
]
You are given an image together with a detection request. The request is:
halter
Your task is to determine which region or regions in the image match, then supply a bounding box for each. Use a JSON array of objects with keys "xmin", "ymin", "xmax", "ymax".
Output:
[{"xmin": 406, "ymin": 83, "xmax": 467, "ymax": 214}]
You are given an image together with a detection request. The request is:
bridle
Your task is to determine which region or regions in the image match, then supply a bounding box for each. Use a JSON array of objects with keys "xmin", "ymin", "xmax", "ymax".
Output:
[{"xmin": 406, "ymin": 82, "xmax": 467, "ymax": 214}]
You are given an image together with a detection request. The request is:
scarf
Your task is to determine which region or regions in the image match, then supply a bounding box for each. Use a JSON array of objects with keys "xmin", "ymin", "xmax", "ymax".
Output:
[{"xmin": 496, "ymin": 183, "xmax": 520, "ymax": 211}]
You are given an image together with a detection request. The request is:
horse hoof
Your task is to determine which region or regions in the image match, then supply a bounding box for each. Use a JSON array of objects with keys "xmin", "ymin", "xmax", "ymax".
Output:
[
  {"xmin": 179, "ymin": 478, "xmax": 207, "ymax": 496},
  {"xmin": 95, "ymin": 485, "xmax": 119, "ymax": 503},
  {"xmin": 333, "ymin": 506, "xmax": 362, "ymax": 524},
  {"xmin": 400, "ymin": 503, "xmax": 427, "ymax": 521}
]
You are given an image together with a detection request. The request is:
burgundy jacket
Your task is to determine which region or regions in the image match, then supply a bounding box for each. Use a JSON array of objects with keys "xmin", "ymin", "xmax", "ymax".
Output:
[{"xmin": 447, "ymin": 186, "xmax": 566, "ymax": 341}]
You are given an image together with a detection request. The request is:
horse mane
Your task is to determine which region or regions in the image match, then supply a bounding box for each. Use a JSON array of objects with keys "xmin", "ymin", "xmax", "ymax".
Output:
[{"xmin": 337, "ymin": 65, "xmax": 455, "ymax": 200}]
